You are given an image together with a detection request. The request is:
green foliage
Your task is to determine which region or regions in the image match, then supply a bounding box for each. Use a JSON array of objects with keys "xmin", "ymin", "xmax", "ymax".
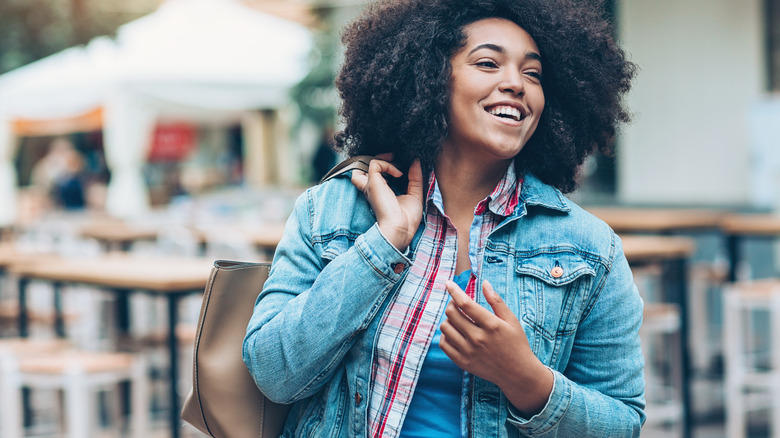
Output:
[
  {"xmin": 0, "ymin": 0, "xmax": 143, "ymax": 74},
  {"xmin": 290, "ymin": 7, "xmax": 340, "ymax": 129}
]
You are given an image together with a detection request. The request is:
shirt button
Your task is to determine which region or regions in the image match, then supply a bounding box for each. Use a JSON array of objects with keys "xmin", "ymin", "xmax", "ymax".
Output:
[
  {"xmin": 392, "ymin": 263, "xmax": 405, "ymax": 274},
  {"xmin": 551, "ymin": 266, "xmax": 564, "ymax": 278},
  {"xmin": 355, "ymin": 391, "xmax": 363, "ymax": 405}
]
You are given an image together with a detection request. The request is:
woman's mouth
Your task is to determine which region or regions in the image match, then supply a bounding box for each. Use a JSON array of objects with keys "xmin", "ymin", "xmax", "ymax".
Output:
[{"xmin": 486, "ymin": 105, "xmax": 524, "ymax": 122}]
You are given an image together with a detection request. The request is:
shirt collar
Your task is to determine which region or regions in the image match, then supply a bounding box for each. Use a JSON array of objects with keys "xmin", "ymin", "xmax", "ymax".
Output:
[{"xmin": 426, "ymin": 164, "xmax": 521, "ymax": 218}]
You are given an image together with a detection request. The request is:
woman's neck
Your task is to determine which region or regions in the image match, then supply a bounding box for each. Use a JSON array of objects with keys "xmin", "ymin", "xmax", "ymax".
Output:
[{"xmin": 433, "ymin": 152, "xmax": 513, "ymax": 219}]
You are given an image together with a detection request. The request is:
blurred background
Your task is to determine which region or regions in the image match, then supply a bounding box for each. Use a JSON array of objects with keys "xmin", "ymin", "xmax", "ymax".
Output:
[{"xmin": 0, "ymin": 0, "xmax": 779, "ymax": 437}]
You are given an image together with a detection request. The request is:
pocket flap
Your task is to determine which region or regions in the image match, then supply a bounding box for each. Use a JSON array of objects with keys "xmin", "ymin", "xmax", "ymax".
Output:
[{"xmin": 515, "ymin": 251, "xmax": 596, "ymax": 286}]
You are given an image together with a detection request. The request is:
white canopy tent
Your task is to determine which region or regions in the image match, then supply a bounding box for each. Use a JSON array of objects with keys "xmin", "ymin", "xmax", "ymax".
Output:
[{"xmin": 0, "ymin": 0, "xmax": 312, "ymax": 223}]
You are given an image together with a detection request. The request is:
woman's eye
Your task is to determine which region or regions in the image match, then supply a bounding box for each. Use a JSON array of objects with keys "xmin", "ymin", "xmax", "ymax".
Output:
[
  {"xmin": 475, "ymin": 60, "xmax": 498, "ymax": 68},
  {"xmin": 525, "ymin": 71, "xmax": 543, "ymax": 81}
]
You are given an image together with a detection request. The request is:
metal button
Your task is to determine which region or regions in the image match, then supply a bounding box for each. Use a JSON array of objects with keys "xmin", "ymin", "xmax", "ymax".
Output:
[
  {"xmin": 392, "ymin": 263, "xmax": 405, "ymax": 274},
  {"xmin": 551, "ymin": 266, "xmax": 564, "ymax": 278},
  {"xmin": 355, "ymin": 391, "xmax": 363, "ymax": 405}
]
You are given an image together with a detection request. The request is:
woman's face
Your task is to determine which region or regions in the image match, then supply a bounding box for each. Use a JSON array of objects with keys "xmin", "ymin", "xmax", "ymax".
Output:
[{"xmin": 443, "ymin": 18, "xmax": 545, "ymax": 163}]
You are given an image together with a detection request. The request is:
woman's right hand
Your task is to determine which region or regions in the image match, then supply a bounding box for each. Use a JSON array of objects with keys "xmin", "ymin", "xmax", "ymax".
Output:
[{"xmin": 351, "ymin": 158, "xmax": 424, "ymax": 252}]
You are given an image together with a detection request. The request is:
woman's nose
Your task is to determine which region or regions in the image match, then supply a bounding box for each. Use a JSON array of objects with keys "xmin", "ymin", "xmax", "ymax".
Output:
[{"xmin": 498, "ymin": 71, "xmax": 525, "ymax": 96}]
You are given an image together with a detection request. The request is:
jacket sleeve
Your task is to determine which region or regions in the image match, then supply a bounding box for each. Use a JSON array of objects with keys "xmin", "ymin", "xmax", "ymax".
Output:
[
  {"xmin": 242, "ymin": 186, "xmax": 411, "ymax": 404},
  {"xmin": 507, "ymin": 234, "xmax": 646, "ymax": 436}
]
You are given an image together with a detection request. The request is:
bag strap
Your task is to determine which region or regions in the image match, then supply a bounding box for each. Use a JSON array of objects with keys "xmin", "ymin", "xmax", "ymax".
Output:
[{"xmin": 319, "ymin": 155, "xmax": 375, "ymax": 184}]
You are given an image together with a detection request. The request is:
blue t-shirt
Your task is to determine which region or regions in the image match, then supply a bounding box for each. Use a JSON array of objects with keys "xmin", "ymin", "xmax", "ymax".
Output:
[{"xmin": 399, "ymin": 270, "xmax": 472, "ymax": 437}]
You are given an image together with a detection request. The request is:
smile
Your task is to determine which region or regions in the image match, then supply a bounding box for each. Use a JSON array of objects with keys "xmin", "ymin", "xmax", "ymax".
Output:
[{"xmin": 486, "ymin": 105, "xmax": 525, "ymax": 122}]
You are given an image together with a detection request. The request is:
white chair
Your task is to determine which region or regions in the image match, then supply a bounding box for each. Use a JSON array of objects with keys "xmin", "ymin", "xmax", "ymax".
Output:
[
  {"xmin": 723, "ymin": 279, "xmax": 780, "ymax": 438},
  {"xmin": 0, "ymin": 338, "xmax": 71, "ymax": 435},
  {"xmin": 640, "ymin": 302, "xmax": 684, "ymax": 435},
  {"xmin": 0, "ymin": 345, "xmax": 149, "ymax": 438},
  {"xmin": 687, "ymin": 263, "xmax": 728, "ymax": 374},
  {"xmin": 125, "ymin": 322, "xmax": 197, "ymax": 421}
]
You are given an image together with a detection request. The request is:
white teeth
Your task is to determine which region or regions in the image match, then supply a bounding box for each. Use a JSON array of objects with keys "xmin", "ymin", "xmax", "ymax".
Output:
[{"xmin": 488, "ymin": 106, "xmax": 522, "ymax": 121}]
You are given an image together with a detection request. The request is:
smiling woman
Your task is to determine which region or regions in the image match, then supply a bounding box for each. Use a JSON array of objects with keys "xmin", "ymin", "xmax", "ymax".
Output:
[
  {"xmin": 335, "ymin": 0, "xmax": 635, "ymax": 193},
  {"xmin": 243, "ymin": 1, "xmax": 643, "ymax": 437},
  {"xmin": 444, "ymin": 18, "xmax": 545, "ymax": 173}
]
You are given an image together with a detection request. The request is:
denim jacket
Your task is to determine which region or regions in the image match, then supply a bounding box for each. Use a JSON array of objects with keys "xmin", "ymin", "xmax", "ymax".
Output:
[{"xmin": 243, "ymin": 172, "xmax": 646, "ymax": 437}]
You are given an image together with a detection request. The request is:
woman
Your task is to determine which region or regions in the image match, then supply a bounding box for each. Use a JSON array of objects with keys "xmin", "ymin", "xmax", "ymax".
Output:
[{"xmin": 243, "ymin": 0, "xmax": 644, "ymax": 436}]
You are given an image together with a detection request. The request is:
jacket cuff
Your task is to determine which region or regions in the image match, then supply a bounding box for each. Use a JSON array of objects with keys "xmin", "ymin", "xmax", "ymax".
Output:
[
  {"xmin": 354, "ymin": 223, "xmax": 413, "ymax": 281},
  {"xmin": 506, "ymin": 369, "xmax": 571, "ymax": 434}
]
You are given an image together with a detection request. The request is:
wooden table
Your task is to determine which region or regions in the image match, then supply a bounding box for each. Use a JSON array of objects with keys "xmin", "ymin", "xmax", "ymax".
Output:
[
  {"xmin": 80, "ymin": 220, "xmax": 287, "ymax": 254},
  {"xmin": 9, "ymin": 254, "xmax": 213, "ymax": 438},
  {"xmin": 721, "ymin": 214, "xmax": 780, "ymax": 281},
  {"xmin": 0, "ymin": 243, "xmax": 57, "ymax": 267},
  {"xmin": 622, "ymin": 235, "xmax": 696, "ymax": 262},
  {"xmin": 621, "ymin": 235, "xmax": 696, "ymax": 437},
  {"xmin": 193, "ymin": 223, "xmax": 286, "ymax": 251},
  {"xmin": 244, "ymin": 223, "xmax": 286, "ymax": 249},
  {"xmin": 587, "ymin": 207, "xmax": 724, "ymax": 234},
  {"xmin": 1, "ymin": 245, "xmax": 71, "ymax": 331},
  {"xmin": 79, "ymin": 221, "xmax": 159, "ymax": 252},
  {"xmin": 0, "ymin": 244, "xmax": 60, "ymax": 312}
]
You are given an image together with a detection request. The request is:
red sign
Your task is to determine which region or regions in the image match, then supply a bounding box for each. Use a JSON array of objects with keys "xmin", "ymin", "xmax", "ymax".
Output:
[{"xmin": 148, "ymin": 123, "xmax": 196, "ymax": 161}]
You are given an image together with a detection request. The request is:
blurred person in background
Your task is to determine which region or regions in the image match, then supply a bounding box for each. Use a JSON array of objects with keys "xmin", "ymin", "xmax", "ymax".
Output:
[
  {"xmin": 52, "ymin": 146, "xmax": 87, "ymax": 210},
  {"xmin": 244, "ymin": 0, "xmax": 643, "ymax": 436},
  {"xmin": 30, "ymin": 137, "xmax": 86, "ymax": 210},
  {"xmin": 312, "ymin": 127, "xmax": 339, "ymax": 183}
]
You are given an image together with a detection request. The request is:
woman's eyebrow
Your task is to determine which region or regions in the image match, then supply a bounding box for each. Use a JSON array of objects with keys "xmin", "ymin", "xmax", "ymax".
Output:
[
  {"xmin": 468, "ymin": 43, "xmax": 542, "ymax": 61},
  {"xmin": 526, "ymin": 52, "xmax": 542, "ymax": 61},
  {"xmin": 468, "ymin": 43, "xmax": 504, "ymax": 55}
]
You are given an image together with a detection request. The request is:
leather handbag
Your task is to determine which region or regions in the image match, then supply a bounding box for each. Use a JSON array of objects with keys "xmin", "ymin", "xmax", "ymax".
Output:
[
  {"xmin": 181, "ymin": 156, "xmax": 373, "ymax": 437},
  {"xmin": 181, "ymin": 260, "xmax": 286, "ymax": 438}
]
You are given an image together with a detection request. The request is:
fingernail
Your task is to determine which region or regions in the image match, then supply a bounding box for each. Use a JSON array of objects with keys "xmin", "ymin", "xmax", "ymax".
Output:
[{"xmin": 445, "ymin": 280, "xmax": 456, "ymax": 292}]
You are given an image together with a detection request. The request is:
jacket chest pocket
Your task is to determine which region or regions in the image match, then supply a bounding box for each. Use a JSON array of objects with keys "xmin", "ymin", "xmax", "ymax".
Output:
[{"xmin": 515, "ymin": 251, "xmax": 596, "ymax": 344}]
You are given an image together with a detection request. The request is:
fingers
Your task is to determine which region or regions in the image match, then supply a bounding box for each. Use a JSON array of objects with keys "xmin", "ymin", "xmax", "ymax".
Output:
[
  {"xmin": 406, "ymin": 160, "xmax": 424, "ymax": 202},
  {"xmin": 368, "ymin": 159, "xmax": 402, "ymax": 179},
  {"xmin": 350, "ymin": 158, "xmax": 420, "ymax": 198},
  {"xmin": 351, "ymin": 170, "xmax": 368, "ymax": 191},
  {"xmin": 439, "ymin": 307, "xmax": 468, "ymax": 354},
  {"xmin": 444, "ymin": 281, "xmax": 476, "ymax": 326},
  {"xmin": 482, "ymin": 281, "xmax": 516, "ymax": 323},
  {"xmin": 445, "ymin": 280, "xmax": 523, "ymax": 331},
  {"xmin": 350, "ymin": 158, "xmax": 400, "ymax": 193},
  {"xmin": 445, "ymin": 280, "xmax": 495, "ymax": 327}
]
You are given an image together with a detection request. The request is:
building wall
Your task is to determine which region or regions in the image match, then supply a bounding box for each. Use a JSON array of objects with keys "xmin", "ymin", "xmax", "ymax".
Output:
[{"xmin": 617, "ymin": 0, "xmax": 765, "ymax": 206}]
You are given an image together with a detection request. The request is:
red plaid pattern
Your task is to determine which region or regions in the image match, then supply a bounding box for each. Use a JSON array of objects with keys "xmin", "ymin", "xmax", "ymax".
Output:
[{"xmin": 367, "ymin": 165, "xmax": 521, "ymax": 437}]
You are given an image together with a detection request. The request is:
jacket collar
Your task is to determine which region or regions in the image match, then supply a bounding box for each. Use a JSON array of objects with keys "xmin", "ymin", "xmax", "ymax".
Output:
[{"xmin": 518, "ymin": 172, "xmax": 571, "ymax": 213}]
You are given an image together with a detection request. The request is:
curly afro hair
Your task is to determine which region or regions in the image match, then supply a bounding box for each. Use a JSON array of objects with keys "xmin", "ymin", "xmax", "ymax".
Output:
[{"xmin": 334, "ymin": 0, "xmax": 636, "ymax": 193}]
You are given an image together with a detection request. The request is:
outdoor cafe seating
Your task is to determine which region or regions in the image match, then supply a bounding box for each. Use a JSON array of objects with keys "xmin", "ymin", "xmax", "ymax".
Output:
[{"xmin": 1, "ymin": 200, "xmax": 780, "ymax": 437}]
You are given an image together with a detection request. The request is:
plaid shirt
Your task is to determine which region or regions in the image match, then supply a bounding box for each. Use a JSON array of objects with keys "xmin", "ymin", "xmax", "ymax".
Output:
[{"xmin": 367, "ymin": 165, "xmax": 521, "ymax": 437}]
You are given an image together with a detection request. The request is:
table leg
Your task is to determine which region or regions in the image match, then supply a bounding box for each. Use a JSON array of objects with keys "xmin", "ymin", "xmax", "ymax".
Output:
[
  {"xmin": 116, "ymin": 292, "xmax": 131, "ymax": 335},
  {"xmin": 664, "ymin": 258, "xmax": 692, "ymax": 438},
  {"xmin": 53, "ymin": 282, "xmax": 65, "ymax": 338},
  {"xmin": 18, "ymin": 278, "xmax": 29, "ymax": 338},
  {"xmin": 727, "ymin": 234, "xmax": 739, "ymax": 282},
  {"xmin": 167, "ymin": 294, "xmax": 181, "ymax": 438},
  {"xmin": 16, "ymin": 277, "xmax": 34, "ymax": 428}
]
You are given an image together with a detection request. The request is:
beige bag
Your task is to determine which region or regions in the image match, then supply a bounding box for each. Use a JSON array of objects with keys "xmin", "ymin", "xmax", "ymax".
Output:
[
  {"xmin": 181, "ymin": 260, "xmax": 290, "ymax": 437},
  {"xmin": 181, "ymin": 157, "xmax": 374, "ymax": 437}
]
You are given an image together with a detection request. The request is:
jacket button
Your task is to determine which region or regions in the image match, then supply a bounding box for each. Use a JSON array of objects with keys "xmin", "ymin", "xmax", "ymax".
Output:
[
  {"xmin": 355, "ymin": 391, "xmax": 363, "ymax": 405},
  {"xmin": 392, "ymin": 263, "xmax": 405, "ymax": 274},
  {"xmin": 551, "ymin": 266, "xmax": 564, "ymax": 278}
]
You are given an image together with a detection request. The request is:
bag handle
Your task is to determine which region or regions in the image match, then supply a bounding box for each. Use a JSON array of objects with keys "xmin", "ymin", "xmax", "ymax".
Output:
[{"xmin": 319, "ymin": 155, "xmax": 375, "ymax": 184}]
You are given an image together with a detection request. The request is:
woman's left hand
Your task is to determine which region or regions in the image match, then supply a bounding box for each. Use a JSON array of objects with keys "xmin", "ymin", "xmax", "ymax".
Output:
[{"xmin": 440, "ymin": 280, "xmax": 554, "ymax": 417}]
